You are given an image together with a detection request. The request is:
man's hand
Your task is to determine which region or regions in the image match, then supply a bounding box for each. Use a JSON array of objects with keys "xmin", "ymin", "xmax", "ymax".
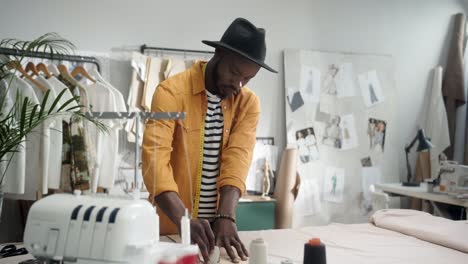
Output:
[
  {"xmin": 191, "ymin": 218, "xmax": 215, "ymax": 263},
  {"xmin": 213, "ymin": 218, "xmax": 248, "ymax": 263},
  {"xmin": 155, "ymin": 192, "xmax": 214, "ymax": 262}
]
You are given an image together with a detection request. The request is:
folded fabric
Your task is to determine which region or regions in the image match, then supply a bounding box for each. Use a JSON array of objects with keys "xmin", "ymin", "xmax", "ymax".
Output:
[{"xmin": 370, "ymin": 209, "xmax": 468, "ymax": 253}]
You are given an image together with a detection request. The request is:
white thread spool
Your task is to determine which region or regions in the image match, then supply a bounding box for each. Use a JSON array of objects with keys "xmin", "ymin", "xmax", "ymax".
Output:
[
  {"xmin": 249, "ymin": 238, "xmax": 268, "ymax": 264},
  {"xmin": 209, "ymin": 246, "xmax": 220, "ymax": 264}
]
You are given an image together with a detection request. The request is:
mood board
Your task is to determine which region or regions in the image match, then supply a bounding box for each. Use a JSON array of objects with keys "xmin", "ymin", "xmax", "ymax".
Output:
[{"xmin": 283, "ymin": 49, "xmax": 399, "ymax": 226}]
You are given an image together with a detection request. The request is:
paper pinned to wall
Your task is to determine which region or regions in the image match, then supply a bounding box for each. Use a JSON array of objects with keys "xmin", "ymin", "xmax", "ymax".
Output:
[
  {"xmin": 367, "ymin": 118, "xmax": 387, "ymax": 153},
  {"xmin": 340, "ymin": 114, "xmax": 359, "ymax": 150},
  {"xmin": 296, "ymin": 127, "xmax": 320, "ymax": 163},
  {"xmin": 321, "ymin": 114, "xmax": 343, "ymax": 149},
  {"xmin": 286, "ymin": 87, "xmax": 305, "ymax": 112},
  {"xmin": 336, "ymin": 62, "xmax": 357, "ymax": 98},
  {"xmin": 300, "ymin": 65, "xmax": 321, "ymax": 103},
  {"xmin": 358, "ymin": 70, "xmax": 385, "ymax": 107},
  {"xmin": 361, "ymin": 156, "xmax": 373, "ymax": 167},
  {"xmin": 322, "ymin": 64, "xmax": 339, "ymax": 96},
  {"xmin": 323, "ymin": 167, "xmax": 345, "ymax": 203},
  {"xmin": 294, "ymin": 178, "xmax": 321, "ymax": 216},
  {"xmin": 318, "ymin": 95, "xmax": 335, "ymax": 114}
]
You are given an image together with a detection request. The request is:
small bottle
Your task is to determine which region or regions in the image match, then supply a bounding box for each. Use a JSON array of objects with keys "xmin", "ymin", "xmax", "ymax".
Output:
[
  {"xmin": 154, "ymin": 206, "xmax": 160, "ymax": 242},
  {"xmin": 303, "ymin": 238, "xmax": 326, "ymax": 264},
  {"xmin": 181, "ymin": 208, "xmax": 190, "ymax": 245}
]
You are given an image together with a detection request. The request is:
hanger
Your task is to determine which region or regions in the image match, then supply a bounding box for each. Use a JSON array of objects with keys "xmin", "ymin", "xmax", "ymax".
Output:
[
  {"xmin": 7, "ymin": 61, "xmax": 47, "ymax": 92},
  {"xmin": 57, "ymin": 64, "xmax": 70, "ymax": 76},
  {"xmin": 24, "ymin": 62, "xmax": 39, "ymax": 77},
  {"xmin": 71, "ymin": 65, "xmax": 96, "ymax": 83},
  {"xmin": 36, "ymin": 63, "xmax": 52, "ymax": 78}
]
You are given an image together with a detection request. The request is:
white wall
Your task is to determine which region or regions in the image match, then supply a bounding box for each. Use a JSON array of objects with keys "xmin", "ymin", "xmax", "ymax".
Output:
[{"xmin": 0, "ymin": 0, "xmax": 466, "ymax": 180}]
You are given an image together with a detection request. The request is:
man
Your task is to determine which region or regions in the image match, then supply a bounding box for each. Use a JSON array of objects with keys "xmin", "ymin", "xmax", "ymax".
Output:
[{"xmin": 142, "ymin": 17, "xmax": 277, "ymax": 263}]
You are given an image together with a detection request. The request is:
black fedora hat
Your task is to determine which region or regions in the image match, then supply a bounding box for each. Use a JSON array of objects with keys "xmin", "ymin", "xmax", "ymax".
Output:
[{"xmin": 202, "ymin": 18, "xmax": 277, "ymax": 73}]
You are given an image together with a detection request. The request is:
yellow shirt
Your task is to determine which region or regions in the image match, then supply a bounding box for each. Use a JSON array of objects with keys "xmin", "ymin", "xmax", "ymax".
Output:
[{"xmin": 142, "ymin": 61, "xmax": 261, "ymax": 235}]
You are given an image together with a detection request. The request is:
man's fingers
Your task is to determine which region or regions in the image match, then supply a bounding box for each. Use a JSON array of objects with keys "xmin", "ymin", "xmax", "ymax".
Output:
[
  {"xmin": 236, "ymin": 234, "xmax": 249, "ymax": 257},
  {"xmin": 194, "ymin": 235, "xmax": 210, "ymax": 263},
  {"xmin": 230, "ymin": 238, "xmax": 247, "ymax": 261},
  {"xmin": 202, "ymin": 220, "xmax": 215, "ymax": 251},
  {"xmin": 223, "ymin": 238, "xmax": 239, "ymax": 263}
]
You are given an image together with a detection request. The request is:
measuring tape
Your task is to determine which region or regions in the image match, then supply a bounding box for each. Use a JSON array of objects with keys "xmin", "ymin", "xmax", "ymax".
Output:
[{"xmin": 192, "ymin": 122, "xmax": 205, "ymax": 218}]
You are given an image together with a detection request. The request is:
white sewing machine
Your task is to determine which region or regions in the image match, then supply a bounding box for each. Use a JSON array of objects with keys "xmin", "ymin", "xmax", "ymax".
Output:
[{"xmin": 23, "ymin": 192, "xmax": 198, "ymax": 264}]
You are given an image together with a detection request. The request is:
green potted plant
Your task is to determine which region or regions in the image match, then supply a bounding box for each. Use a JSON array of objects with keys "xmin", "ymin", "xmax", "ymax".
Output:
[{"xmin": 0, "ymin": 33, "xmax": 106, "ymax": 218}]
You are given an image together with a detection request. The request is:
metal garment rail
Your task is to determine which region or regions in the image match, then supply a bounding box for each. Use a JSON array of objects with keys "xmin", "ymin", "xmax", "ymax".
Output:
[
  {"xmin": 140, "ymin": 44, "xmax": 214, "ymax": 55},
  {"xmin": 0, "ymin": 47, "xmax": 102, "ymax": 73},
  {"xmin": 84, "ymin": 111, "xmax": 186, "ymax": 192}
]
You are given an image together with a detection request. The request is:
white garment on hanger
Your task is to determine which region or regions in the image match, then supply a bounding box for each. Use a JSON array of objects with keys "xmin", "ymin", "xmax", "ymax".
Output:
[
  {"xmin": 84, "ymin": 80, "xmax": 118, "ymax": 191},
  {"xmin": 1, "ymin": 76, "xmax": 41, "ymax": 200},
  {"xmin": 89, "ymin": 68, "xmax": 128, "ymax": 189},
  {"xmin": 39, "ymin": 75, "xmax": 79, "ymax": 190},
  {"xmin": 100, "ymin": 87, "xmax": 126, "ymax": 188},
  {"xmin": 26, "ymin": 76, "xmax": 59, "ymax": 195},
  {"xmin": 424, "ymin": 66, "xmax": 450, "ymax": 178}
]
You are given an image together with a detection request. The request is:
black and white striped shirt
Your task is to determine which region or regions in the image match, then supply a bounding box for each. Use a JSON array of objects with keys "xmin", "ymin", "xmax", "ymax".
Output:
[{"xmin": 198, "ymin": 89, "xmax": 223, "ymax": 219}]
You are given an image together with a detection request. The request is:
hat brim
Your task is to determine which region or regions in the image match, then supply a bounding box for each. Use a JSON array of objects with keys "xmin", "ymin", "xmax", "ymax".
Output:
[{"xmin": 202, "ymin": 40, "xmax": 278, "ymax": 73}]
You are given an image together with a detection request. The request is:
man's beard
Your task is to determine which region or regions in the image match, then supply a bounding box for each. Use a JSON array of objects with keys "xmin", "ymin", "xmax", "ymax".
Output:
[{"xmin": 212, "ymin": 59, "xmax": 238, "ymax": 99}]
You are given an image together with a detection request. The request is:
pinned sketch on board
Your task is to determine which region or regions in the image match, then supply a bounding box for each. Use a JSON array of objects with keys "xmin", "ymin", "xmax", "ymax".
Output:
[
  {"xmin": 323, "ymin": 167, "xmax": 345, "ymax": 203},
  {"xmin": 287, "ymin": 87, "xmax": 305, "ymax": 112},
  {"xmin": 339, "ymin": 114, "xmax": 358, "ymax": 150},
  {"xmin": 360, "ymin": 156, "xmax": 373, "ymax": 167},
  {"xmin": 367, "ymin": 118, "xmax": 387, "ymax": 153},
  {"xmin": 294, "ymin": 178, "xmax": 321, "ymax": 216},
  {"xmin": 358, "ymin": 70, "xmax": 385, "ymax": 107},
  {"xmin": 321, "ymin": 114, "xmax": 343, "ymax": 149},
  {"xmin": 322, "ymin": 64, "xmax": 339, "ymax": 96},
  {"xmin": 300, "ymin": 65, "xmax": 321, "ymax": 103},
  {"xmin": 335, "ymin": 63, "xmax": 357, "ymax": 98},
  {"xmin": 361, "ymin": 167, "xmax": 382, "ymax": 214},
  {"xmin": 296, "ymin": 127, "xmax": 320, "ymax": 163}
]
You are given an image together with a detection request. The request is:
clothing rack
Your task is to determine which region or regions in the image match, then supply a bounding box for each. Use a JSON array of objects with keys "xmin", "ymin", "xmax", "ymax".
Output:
[
  {"xmin": 84, "ymin": 111, "xmax": 186, "ymax": 193},
  {"xmin": 140, "ymin": 44, "xmax": 214, "ymax": 55},
  {"xmin": 0, "ymin": 47, "xmax": 102, "ymax": 73}
]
